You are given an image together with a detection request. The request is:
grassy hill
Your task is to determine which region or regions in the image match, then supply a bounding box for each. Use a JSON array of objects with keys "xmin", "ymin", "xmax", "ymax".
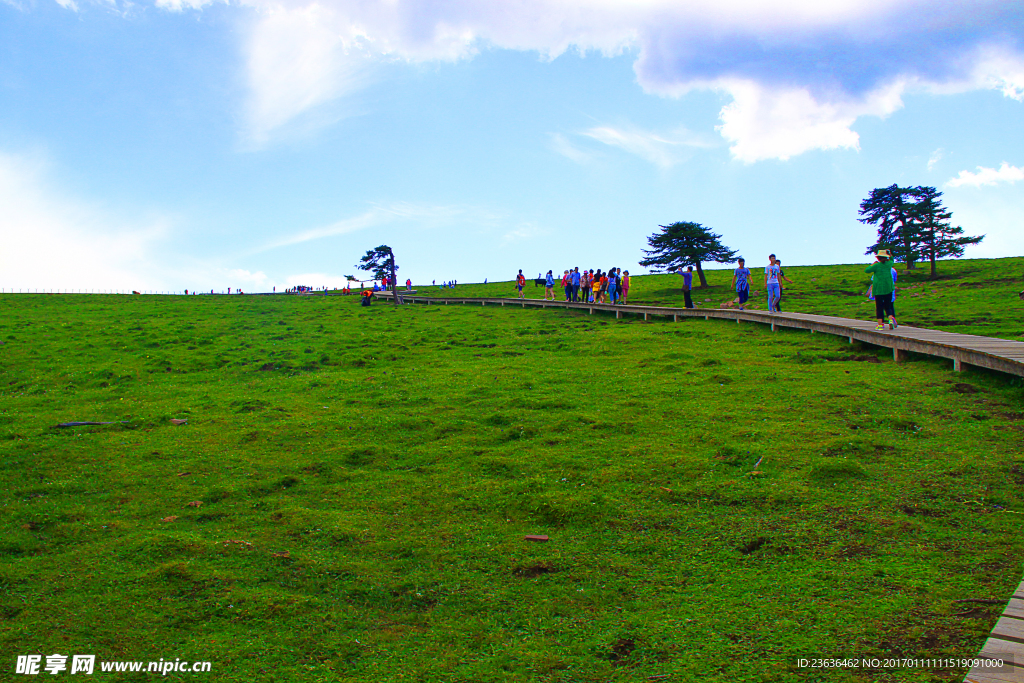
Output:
[
  {"xmin": 408, "ymin": 256, "xmax": 1024, "ymax": 341},
  {"xmin": 1, "ymin": 260, "xmax": 1023, "ymax": 681}
]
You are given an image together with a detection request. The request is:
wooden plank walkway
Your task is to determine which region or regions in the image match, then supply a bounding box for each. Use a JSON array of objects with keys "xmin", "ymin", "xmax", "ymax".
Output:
[
  {"xmin": 375, "ymin": 292, "xmax": 1024, "ymax": 378},
  {"xmin": 964, "ymin": 580, "xmax": 1024, "ymax": 682}
]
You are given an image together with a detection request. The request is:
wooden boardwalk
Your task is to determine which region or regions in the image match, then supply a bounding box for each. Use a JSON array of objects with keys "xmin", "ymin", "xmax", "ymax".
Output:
[
  {"xmin": 963, "ymin": 579, "xmax": 1024, "ymax": 682},
  {"xmin": 376, "ymin": 292, "xmax": 1024, "ymax": 378}
]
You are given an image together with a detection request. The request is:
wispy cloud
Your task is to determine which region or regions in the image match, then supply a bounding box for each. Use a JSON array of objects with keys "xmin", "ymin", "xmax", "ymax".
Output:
[
  {"xmin": 581, "ymin": 124, "xmax": 713, "ymax": 168},
  {"xmin": 239, "ymin": 4, "xmax": 379, "ymax": 147},
  {"xmin": 499, "ymin": 222, "xmax": 541, "ymax": 246},
  {"xmin": 250, "ymin": 203, "xmax": 470, "ymax": 254},
  {"xmin": 946, "ymin": 162, "xmax": 1024, "ymax": 188},
  {"xmin": 927, "ymin": 148, "xmax": 945, "ymax": 171},
  {"xmin": 549, "ymin": 133, "xmax": 593, "ymax": 164}
]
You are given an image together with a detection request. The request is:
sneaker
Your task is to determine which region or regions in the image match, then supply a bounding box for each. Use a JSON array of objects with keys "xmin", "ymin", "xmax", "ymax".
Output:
[
  {"xmin": 875, "ymin": 324, "xmax": 885, "ymax": 330},
  {"xmin": 889, "ymin": 316, "xmax": 897, "ymax": 330}
]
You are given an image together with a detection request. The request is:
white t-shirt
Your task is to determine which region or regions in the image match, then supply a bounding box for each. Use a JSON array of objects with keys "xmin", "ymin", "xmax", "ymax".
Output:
[{"xmin": 765, "ymin": 264, "xmax": 781, "ymax": 285}]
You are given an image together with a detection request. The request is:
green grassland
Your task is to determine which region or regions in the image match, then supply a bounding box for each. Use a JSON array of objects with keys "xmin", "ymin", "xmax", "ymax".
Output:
[
  {"xmin": 411, "ymin": 256, "xmax": 1024, "ymax": 341},
  {"xmin": 1, "ymin": 270, "xmax": 1023, "ymax": 682}
]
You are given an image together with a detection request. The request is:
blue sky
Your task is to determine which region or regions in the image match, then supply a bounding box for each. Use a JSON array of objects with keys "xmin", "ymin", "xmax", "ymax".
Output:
[{"xmin": 1, "ymin": 0, "xmax": 1023, "ymax": 291}]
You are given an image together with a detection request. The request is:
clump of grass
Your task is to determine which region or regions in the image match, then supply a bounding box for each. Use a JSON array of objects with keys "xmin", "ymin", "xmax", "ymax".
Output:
[{"xmin": 810, "ymin": 459, "xmax": 868, "ymax": 483}]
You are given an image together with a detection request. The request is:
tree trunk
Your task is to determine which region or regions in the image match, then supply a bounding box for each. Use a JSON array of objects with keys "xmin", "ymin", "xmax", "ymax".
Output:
[
  {"xmin": 390, "ymin": 253, "xmax": 397, "ymax": 305},
  {"xmin": 694, "ymin": 262, "xmax": 707, "ymax": 288},
  {"xmin": 902, "ymin": 228, "xmax": 916, "ymax": 269},
  {"xmin": 898, "ymin": 211, "xmax": 916, "ymax": 269}
]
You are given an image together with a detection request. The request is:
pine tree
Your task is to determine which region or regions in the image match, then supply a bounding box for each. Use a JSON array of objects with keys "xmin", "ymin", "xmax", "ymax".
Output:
[
  {"xmin": 911, "ymin": 186, "xmax": 984, "ymax": 278},
  {"xmin": 858, "ymin": 184, "xmax": 921, "ymax": 269},
  {"xmin": 639, "ymin": 222, "xmax": 738, "ymax": 288},
  {"xmin": 357, "ymin": 245, "xmax": 399, "ymax": 304}
]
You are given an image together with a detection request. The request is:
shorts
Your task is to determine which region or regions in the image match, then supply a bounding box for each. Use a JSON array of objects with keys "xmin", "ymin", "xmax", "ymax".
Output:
[
  {"xmin": 737, "ymin": 286, "xmax": 749, "ymax": 304},
  {"xmin": 517, "ymin": 285, "xmax": 523, "ymax": 292}
]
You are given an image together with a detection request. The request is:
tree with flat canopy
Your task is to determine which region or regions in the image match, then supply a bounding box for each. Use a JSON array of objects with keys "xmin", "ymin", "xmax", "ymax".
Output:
[
  {"xmin": 639, "ymin": 221, "xmax": 738, "ymax": 289},
  {"xmin": 859, "ymin": 184, "xmax": 921, "ymax": 269},
  {"xmin": 911, "ymin": 186, "xmax": 984, "ymax": 278},
  {"xmin": 356, "ymin": 245, "xmax": 399, "ymax": 305},
  {"xmin": 860, "ymin": 184, "xmax": 983, "ymax": 278}
]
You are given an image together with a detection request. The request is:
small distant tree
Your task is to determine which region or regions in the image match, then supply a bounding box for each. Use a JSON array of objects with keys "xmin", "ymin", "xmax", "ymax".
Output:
[
  {"xmin": 639, "ymin": 221, "xmax": 737, "ymax": 288},
  {"xmin": 911, "ymin": 186, "xmax": 984, "ymax": 278},
  {"xmin": 859, "ymin": 184, "xmax": 922, "ymax": 268},
  {"xmin": 356, "ymin": 245, "xmax": 398, "ymax": 305}
]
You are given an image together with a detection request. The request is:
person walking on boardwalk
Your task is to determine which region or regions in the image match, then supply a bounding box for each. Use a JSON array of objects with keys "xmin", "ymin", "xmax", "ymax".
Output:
[
  {"xmin": 516, "ymin": 270, "xmax": 526, "ymax": 299},
  {"xmin": 544, "ymin": 270, "xmax": 556, "ymax": 301},
  {"xmin": 774, "ymin": 259, "xmax": 795, "ymax": 311},
  {"xmin": 732, "ymin": 258, "xmax": 751, "ymax": 310},
  {"xmin": 621, "ymin": 270, "xmax": 630, "ymax": 303},
  {"xmin": 866, "ymin": 250, "xmax": 898, "ymax": 330},
  {"xmin": 570, "ymin": 267, "xmax": 581, "ymax": 302},
  {"xmin": 607, "ymin": 267, "xmax": 619, "ymax": 304},
  {"xmin": 678, "ymin": 266, "xmax": 694, "ymax": 308},
  {"xmin": 867, "ymin": 263, "xmax": 898, "ymax": 304},
  {"xmin": 765, "ymin": 255, "xmax": 782, "ymax": 313}
]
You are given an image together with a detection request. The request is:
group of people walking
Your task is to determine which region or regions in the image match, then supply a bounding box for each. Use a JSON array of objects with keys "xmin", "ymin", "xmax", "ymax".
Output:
[
  {"xmin": 724, "ymin": 255, "xmax": 793, "ymax": 313},
  {"xmin": 506, "ymin": 250, "xmax": 900, "ymax": 330},
  {"xmin": 517, "ymin": 268, "xmax": 631, "ymax": 304}
]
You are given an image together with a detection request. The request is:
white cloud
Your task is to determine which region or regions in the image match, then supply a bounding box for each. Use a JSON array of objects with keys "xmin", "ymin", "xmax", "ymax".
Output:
[
  {"xmin": 958, "ymin": 45, "xmax": 1024, "ymax": 102},
  {"xmin": 0, "ymin": 150, "xmax": 173, "ymax": 291},
  {"xmin": 715, "ymin": 78, "xmax": 906, "ymax": 163},
  {"xmin": 927, "ymin": 148, "xmax": 945, "ymax": 171},
  {"xmin": 151, "ymin": 0, "xmax": 1024, "ymax": 159},
  {"xmin": 946, "ymin": 162, "xmax": 1024, "ymax": 188}
]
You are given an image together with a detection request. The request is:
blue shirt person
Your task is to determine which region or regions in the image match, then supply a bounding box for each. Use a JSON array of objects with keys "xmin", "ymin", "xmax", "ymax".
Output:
[{"xmin": 732, "ymin": 259, "xmax": 752, "ymax": 309}]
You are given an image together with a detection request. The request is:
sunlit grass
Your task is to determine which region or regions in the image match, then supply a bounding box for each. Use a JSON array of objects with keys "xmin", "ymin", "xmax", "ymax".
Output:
[{"xmin": 1, "ymin": 281, "xmax": 1022, "ymax": 682}]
